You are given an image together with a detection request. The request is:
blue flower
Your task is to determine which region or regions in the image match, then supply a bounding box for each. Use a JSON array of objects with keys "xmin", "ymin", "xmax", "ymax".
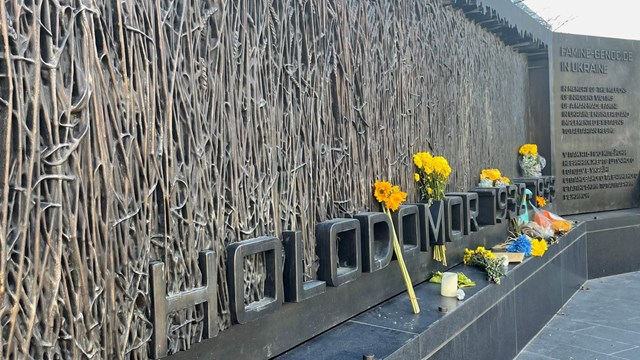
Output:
[{"xmin": 507, "ymin": 234, "xmax": 532, "ymax": 257}]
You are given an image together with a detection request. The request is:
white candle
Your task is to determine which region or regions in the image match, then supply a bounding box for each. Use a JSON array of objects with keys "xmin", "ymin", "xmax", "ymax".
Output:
[
  {"xmin": 440, "ymin": 272, "xmax": 458, "ymax": 297},
  {"xmin": 500, "ymin": 255, "xmax": 509, "ymax": 268}
]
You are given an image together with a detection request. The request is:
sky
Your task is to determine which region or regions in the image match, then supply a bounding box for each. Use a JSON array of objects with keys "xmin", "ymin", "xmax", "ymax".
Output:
[{"xmin": 522, "ymin": 0, "xmax": 640, "ymax": 40}]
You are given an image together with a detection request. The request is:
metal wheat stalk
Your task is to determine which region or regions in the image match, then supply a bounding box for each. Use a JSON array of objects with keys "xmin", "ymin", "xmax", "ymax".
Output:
[{"xmin": 0, "ymin": 0, "xmax": 527, "ymax": 357}]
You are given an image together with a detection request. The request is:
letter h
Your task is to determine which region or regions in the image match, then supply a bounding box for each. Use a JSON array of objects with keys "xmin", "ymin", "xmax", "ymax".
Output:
[{"xmin": 149, "ymin": 250, "xmax": 218, "ymax": 359}]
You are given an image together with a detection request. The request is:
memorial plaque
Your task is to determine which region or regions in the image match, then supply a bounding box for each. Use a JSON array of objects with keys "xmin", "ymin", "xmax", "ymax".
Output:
[{"xmin": 551, "ymin": 33, "xmax": 640, "ymax": 214}]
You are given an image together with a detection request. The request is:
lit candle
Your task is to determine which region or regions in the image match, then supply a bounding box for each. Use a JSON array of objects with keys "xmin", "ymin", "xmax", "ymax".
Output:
[{"xmin": 440, "ymin": 272, "xmax": 458, "ymax": 297}]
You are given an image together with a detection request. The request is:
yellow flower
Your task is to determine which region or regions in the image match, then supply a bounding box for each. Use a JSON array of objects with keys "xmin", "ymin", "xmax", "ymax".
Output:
[
  {"xmin": 531, "ymin": 238, "xmax": 548, "ymax": 257},
  {"xmin": 413, "ymin": 154, "xmax": 423, "ymax": 168},
  {"xmin": 374, "ymin": 180, "xmax": 392, "ymax": 203},
  {"xmin": 413, "ymin": 152, "xmax": 433, "ymax": 171},
  {"xmin": 463, "ymin": 248, "xmax": 473, "ymax": 264},
  {"xmin": 414, "ymin": 151, "xmax": 452, "ymax": 202},
  {"xmin": 386, "ymin": 189, "xmax": 407, "ymax": 211},
  {"xmin": 499, "ymin": 176, "xmax": 510, "ymax": 185},
  {"xmin": 519, "ymin": 144, "xmax": 538, "ymax": 156},
  {"xmin": 480, "ymin": 168, "xmax": 502, "ymax": 182},
  {"xmin": 536, "ymin": 196, "xmax": 546, "ymax": 207},
  {"xmin": 433, "ymin": 156, "xmax": 452, "ymax": 178},
  {"xmin": 464, "ymin": 246, "xmax": 495, "ymax": 264},
  {"xmin": 423, "ymin": 159, "xmax": 435, "ymax": 175},
  {"xmin": 374, "ymin": 180, "xmax": 407, "ymax": 212}
]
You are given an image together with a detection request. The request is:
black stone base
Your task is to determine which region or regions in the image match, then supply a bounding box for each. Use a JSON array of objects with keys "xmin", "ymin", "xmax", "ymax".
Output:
[
  {"xmin": 167, "ymin": 209, "xmax": 640, "ymax": 360},
  {"xmin": 568, "ymin": 208, "xmax": 640, "ymax": 279},
  {"xmin": 168, "ymin": 222, "xmax": 509, "ymax": 360},
  {"xmin": 279, "ymin": 223, "xmax": 588, "ymax": 360}
]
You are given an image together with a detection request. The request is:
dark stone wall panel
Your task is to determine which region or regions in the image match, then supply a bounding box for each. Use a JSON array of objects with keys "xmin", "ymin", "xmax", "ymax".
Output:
[
  {"xmin": 587, "ymin": 226, "xmax": 640, "ymax": 279},
  {"xmin": 514, "ymin": 255, "xmax": 564, "ymax": 352},
  {"xmin": 430, "ymin": 294, "xmax": 517, "ymax": 360}
]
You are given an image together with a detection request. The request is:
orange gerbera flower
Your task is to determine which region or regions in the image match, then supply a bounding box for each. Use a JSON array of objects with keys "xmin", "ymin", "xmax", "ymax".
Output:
[
  {"xmin": 386, "ymin": 190, "xmax": 407, "ymax": 211},
  {"xmin": 373, "ymin": 180, "xmax": 407, "ymax": 211},
  {"xmin": 374, "ymin": 180, "xmax": 392, "ymax": 203}
]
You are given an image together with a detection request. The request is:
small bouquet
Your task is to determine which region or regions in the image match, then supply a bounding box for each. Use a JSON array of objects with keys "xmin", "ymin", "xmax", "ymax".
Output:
[
  {"xmin": 519, "ymin": 143, "xmax": 546, "ymax": 177},
  {"xmin": 413, "ymin": 152, "xmax": 452, "ymax": 205},
  {"xmin": 505, "ymin": 233, "xmax": 548, "ymax": 257},
  {"xmin": 478, "ymin": 168, "xmax": 510, "ymax": 188},
  {"xmin": 373, "ymin": 180, "xmax": 419, "ymax": 314},
  {"xmin": 507, "ymin": 234, "xmax": 532, "ymax": 257},
  {"xmin": 463, "ymin": 246, "xmax": 505, "ymax": 284},
  {"xmin": 530, "ymin": 238, "xmax": 548, "ymax": 257},
  {"xmin": 413, "ymin": 151, "xmax": 452, "ymax": 266}
]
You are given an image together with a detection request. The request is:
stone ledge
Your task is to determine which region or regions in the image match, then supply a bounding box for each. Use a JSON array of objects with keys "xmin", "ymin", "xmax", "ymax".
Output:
[
  {"xmin": 168, "ymin": 222, "xmax": 510, "ymax": 360},
  {"xmin": 568, "ymin": 208, "xmax": 640, "ymax": 279},
  {"xmin": 167, "ymin": 210, "xmax": 640, "ymax": 359},
  {"xmin": 279, "ymin": 224, "xmax": 588, "ymax": 359}
]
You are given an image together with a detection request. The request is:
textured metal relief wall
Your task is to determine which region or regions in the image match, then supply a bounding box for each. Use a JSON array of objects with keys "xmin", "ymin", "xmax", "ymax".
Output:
[{"xmin": 0, "ymin": 0, "xmax": 528, "ymax": 358}]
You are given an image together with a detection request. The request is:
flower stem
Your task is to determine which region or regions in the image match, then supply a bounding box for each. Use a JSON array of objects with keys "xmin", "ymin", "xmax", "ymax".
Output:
[
  {"xmin": 384, "ymin": 207, "xmax": 420, "ymax": 314},
  {"xmin": 433, "ymin": 245, "xmax": 447, "ymax": 266}
]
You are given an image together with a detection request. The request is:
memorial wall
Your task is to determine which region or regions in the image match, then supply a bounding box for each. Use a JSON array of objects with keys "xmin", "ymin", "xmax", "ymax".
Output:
[
  {"xmin": 551, "ymin": 33, "xmax": 640, "ymax": 214},
  {"xmin": 4, "ymin": 0, "xmax": 639, "ymax": 358},
  {"xmin": 0, "ymin": 0, "xmax": 530, "ymax": 358}
]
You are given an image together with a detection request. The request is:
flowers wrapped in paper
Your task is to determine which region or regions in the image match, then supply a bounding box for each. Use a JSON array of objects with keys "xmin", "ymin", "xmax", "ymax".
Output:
[
  {"xmin": 413, "ymin": 151, "xmax": 452, "ymax": 265},
  {"xmin": 413, "ymin": 152, "xmax": 451, "ymax": 205},
  {"xmin": 519, "ymin": 143, "xmax": 546, "ymax": 177},
  {"xmin": 477, "ymin": 168, "xmax": 510, "ymax": 188}
]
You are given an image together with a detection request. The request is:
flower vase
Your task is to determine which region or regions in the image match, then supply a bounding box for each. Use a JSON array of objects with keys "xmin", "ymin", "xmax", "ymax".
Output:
[{"xmin": 520, "ymin": 154, "xmax": 546, "ymax": 178}]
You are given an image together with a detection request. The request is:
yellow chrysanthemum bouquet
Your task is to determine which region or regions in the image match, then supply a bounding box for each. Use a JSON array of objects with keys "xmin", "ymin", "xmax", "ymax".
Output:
[
  {"xmin": 463, "ymin": 246, "xmax": 505, "ymax": 284},
  {"xmin": 373, "ymin": 180, "xmax": 419, "ymax": 314},
  {"xmin": 519, "ymin": 143, "xmax": 546, "ymax": 177},
  {"xmin": 413, "ymin": 152, "xmax": 452, "ymax": 205},
  {"xmin": 478, "ymin": 168, "xmax": 510, "ymax": 188},
  {"xmin": 413, "ymin": 152, "xmax": 452, "ymax": 266}
]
